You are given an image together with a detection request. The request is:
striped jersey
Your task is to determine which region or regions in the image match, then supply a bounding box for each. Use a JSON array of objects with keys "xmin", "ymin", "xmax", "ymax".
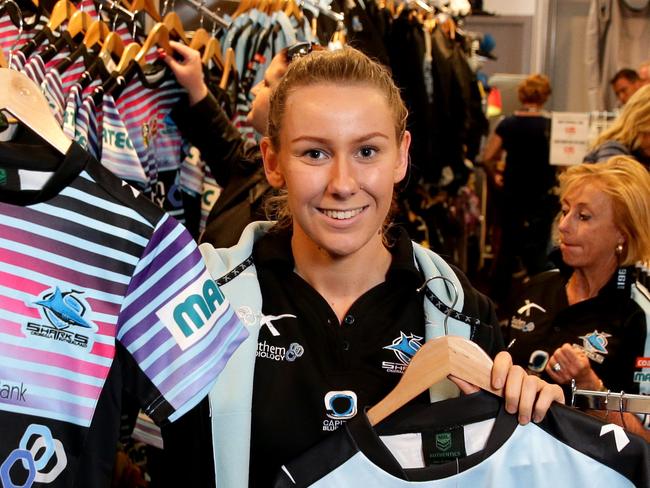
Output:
[
  {"xmin": 100, "ymin": 66, "xmax": 186, "ymax": 221},
  {"xmin": 0, "ymin": 141, "xmax": 247, "ymax": 487}
]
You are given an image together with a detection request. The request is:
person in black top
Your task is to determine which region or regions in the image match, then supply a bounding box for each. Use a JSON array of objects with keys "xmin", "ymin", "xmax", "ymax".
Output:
[
  {"xmin": 162, "ymin": 41, "xmax": 321, "ymax": 247},
  {"xmin": 195, "ymin": 47, "xmax": 564, "ymax": 487},
  {"xmin": 482, "ymin": 73, "xmax": 558, "ymax": 306},
  {"xmin": 507, "ymin": 156, "xmax": 650, "ymax": 441}
]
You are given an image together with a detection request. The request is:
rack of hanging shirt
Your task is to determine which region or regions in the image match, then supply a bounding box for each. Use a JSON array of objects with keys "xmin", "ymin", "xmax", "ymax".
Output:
[
  {"xmin": 0, "ymin": 0, "xmax": 350, "ymax": 238},
  {"xmin": 323, "ymin": 0, "xmax": 486, "ymax": 266}
]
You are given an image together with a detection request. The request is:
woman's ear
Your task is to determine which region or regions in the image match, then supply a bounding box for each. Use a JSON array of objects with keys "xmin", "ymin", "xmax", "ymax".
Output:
[
  {"xmin": 261, "ymin": 137, "xmax": 285, "ymax": 188},
  {"xmin": 394, "ymin": 130, "xmax": 411, "ymax": 184}
]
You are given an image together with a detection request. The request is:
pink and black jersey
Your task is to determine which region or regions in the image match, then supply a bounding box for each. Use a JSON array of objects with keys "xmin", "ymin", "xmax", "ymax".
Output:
[{"xmin": 0, "ymin": 141, "xmax": 247, "ymax": 487}]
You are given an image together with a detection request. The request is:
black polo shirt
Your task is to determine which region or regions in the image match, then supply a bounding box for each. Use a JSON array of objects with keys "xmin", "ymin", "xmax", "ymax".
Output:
[
  {"xmin": 506, "ymin": 263, "xmax": 647, "ymax": 397},
  {"xmin": 249, "ymin": 226, "xmax": 428, "ymax": 486},
  {"xmin": 248, "ymin": 225, "xmax": 505, "ymax": 486}
]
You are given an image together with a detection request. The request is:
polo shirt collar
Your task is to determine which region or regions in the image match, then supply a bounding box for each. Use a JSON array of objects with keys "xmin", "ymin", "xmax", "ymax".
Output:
[{"xmin": 253, "ymin": 224, "xmax": 423, "ymax": 286}]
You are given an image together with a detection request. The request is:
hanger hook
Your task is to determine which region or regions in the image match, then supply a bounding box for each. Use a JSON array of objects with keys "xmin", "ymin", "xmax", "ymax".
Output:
[
  {"xmin": 199, "ymin": 0, "xmax": 206, "ymax": 28},
  {"xmin": 162, "ymin": 0, "xmax": 171, "ymax": 16},
  {"xmin": 619, "ymin": 390, "xmax": 628, "ymax": 429},
  {"xmin": 416, "ymin": 275, "xmax": 459, "ymax": 336},
  {"xmin": 5, "ymin": 0, "xmax": 23, "ymax": 70}
]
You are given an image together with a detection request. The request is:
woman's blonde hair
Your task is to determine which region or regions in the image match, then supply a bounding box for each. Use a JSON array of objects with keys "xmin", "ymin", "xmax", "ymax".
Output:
[
  {"xmin": 591, "ymin": 84, "xmax": 650, "ymax": 150},
  {"xmin": 264, "ymin": 47, "xmax": 408, "ymax": 230},
  {"xmin": 558, "ymin": 156, "xmax": 650, "ymax": 265},
  {"xmin": 517, "ymin": 74, "xmax": 552, "ymax": 105}
]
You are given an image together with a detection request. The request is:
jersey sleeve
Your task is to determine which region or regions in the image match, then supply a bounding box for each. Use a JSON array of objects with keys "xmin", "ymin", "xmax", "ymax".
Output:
[{"xmin": 116, "ymin": 213, "xmax": 248, "ymax": 424}]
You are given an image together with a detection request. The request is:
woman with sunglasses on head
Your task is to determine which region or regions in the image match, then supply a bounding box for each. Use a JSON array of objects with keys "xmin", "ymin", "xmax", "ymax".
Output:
[
  {"xmin": 163, "ymin": 40, "xmax": 319, "ymax": 248},
  {"xmin": 189, "ymin": 47, "xmax": 564, "ymax": 487}
]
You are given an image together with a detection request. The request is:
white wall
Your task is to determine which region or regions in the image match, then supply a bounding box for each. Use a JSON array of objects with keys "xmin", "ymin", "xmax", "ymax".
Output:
[{"xmin": 483, "ymin": 0, "xmax": 536, "ymax": 16}]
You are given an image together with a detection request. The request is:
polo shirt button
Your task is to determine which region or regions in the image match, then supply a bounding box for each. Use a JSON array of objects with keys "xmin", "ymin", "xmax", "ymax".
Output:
[
  {"xmin": 343, "ymin": 315, "xmax": 355, "ymax": 326},
  {"xmin": 342, "ymin": 341, "xmax": 350, "ymax": 351}
]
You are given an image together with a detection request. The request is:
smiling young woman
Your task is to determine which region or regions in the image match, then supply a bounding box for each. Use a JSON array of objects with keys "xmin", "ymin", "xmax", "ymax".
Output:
[{"xmin": 192, "ymin": 47, "xmax": 564, "ymax": 487}]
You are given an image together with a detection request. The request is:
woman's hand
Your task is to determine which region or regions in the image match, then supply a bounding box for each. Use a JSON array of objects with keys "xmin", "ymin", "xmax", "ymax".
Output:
[
  {"xmin": 163, "ymin": 40, "xmax": 209, "ymax": 105},
  {"xmin": 546, "ymin": 343, "xmax": 602, "ymax": 390},
  {"xmin": 452, "ymin": 351, "xmax": 564, "ymax": 424}
]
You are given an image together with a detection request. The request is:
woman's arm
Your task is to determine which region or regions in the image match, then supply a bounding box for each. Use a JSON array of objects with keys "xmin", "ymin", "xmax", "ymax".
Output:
[{"xmin": 164, "ymin": 41, "xmax": 250, "ymax": 187}]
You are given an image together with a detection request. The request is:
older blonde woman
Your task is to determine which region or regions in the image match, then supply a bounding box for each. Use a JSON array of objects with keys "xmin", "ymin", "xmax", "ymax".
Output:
[
  {"xmin": 584, "ymin": 84, "xmax": 650, "ymax": 168},
  {"xmin": 508, "ymin": 156, "xmax": 650, "ymax": 439}
]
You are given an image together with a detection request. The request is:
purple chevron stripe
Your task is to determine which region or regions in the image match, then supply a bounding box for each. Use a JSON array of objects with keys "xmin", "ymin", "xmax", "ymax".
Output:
[
  {"xmin": 149, "ymin": 307, "xmax": 240, "ymax": 387},
  {"xmin": 117, "ymin": 253, "xmax": 204, "ymax": 339}
]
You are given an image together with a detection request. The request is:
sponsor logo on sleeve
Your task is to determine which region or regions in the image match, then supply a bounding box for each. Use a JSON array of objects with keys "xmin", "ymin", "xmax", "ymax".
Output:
[{"xmin": 156, "ymin": 271, "xmax": 228, "ymax": 351}]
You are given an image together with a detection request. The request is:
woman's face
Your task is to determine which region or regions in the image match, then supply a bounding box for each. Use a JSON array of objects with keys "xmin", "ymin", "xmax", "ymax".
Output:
[
  {"xmin": 262, "ymin": 82, "xmax": 410, "ymax": 259},
  {"xmin": 247, "ymin": 54, "xmax": 288, "ymax": 134},
  {"xmin": 557, "ymin": 182, "xmax": 624, "ymax": 272}
]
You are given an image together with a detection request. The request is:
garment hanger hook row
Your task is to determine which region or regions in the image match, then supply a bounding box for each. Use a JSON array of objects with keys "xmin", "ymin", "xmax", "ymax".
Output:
[{"xmin": 416, "ymin": 275, "xmax": 459, "ymax": 336}]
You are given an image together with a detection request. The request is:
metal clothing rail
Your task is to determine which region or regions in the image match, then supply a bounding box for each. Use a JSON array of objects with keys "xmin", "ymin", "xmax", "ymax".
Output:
[
  {"xmin": 97, "ymin": 0, "xmax": 137, "ymax": 22},
  {"xmin": 571, "ymin": 381, "xmax": 650, "ymax": 415},
  {"xmin": 300, "ymin": 0, "xmax": 343, "ymax": 23},
  {"xmin": 179, "ymin": 0, "xmax": 229, "ymax": 28}
]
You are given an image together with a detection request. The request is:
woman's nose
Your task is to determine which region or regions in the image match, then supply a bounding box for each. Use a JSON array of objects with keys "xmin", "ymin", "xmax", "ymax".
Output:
[{"xmin": 328, "ymin": 157, "xmax": 358, "ymax": 197}]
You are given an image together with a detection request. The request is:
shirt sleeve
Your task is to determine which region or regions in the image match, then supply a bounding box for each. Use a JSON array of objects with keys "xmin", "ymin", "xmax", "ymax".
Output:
[{"xmin": 116, "ymin": 213, "xmax": 248, "ymax": 424}]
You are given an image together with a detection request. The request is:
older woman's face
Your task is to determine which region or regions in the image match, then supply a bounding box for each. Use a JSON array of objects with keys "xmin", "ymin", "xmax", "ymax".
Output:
[{"xmin": 557, "ymin": 182, "xmax": 624, "ymax": 272}]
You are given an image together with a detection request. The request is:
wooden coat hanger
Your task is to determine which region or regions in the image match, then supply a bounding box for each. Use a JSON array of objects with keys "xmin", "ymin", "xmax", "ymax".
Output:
[
  {"xmin": 163, "ymin": 11, "xmax": 189, "ymax": 44},
  {"xmin": 219, "ymin": 46, "xmax": 234, "ymax": 90},
  {"xmin": 366, "ymin": 276, "xmax": 503, "ymax": 426},
  {"xmin": 201, "ymin": 37, "xmax": 224, "ymax": 68},
  {"xmin": 232, "ymin": 0, "xmax": 254, "ymax": 18},
  {"xmin": 124, "ymin": 0, "xmax": 161, "ymax": 22},
  {"xmin": 284, "ymin": 0, "xmax": 303, "ymax": 21},
  {"xmin": 134, "ymin": 22, "xmax": 171, "ymax": 65},
  {"xmin": 83, "ymin": 19, "xmax": 111, "ymax": 48},
  {"xmin": 115, "ymin": 41, "xmax": 141, "ymax": 72},
  {"xmin": 47, "ymin": 0, "xmax": 77, "ymax": 31},
  {"xmin": 189, "ymin": 27, "xmax": 211, "ymax": 50},
  {"xmin": 0, "ymin": 68, "xmax": 72, "ymax": 154},
  {"xmin": 97, "ymin": 31, "xmax": 125, "ymax": 69},
  {"xmin": 65, "ymin": 9, "xmax": 93, "ymax": 38}
]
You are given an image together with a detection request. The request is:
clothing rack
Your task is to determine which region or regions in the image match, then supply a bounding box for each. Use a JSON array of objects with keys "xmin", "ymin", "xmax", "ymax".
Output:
[
  {"xmin": 179, "ymin": 0, "xmax": 229, "ymax": 28},
  {"xmin": 97, "ymin": 0, "xmax": 137, "ymax": 22},
  {"xmin": 571, "ymin": 381, "xmax": 650, "ymax": 415},
  {"xmin": 300, "ymin": 0, "xmax": 343, "ymax": 23}
]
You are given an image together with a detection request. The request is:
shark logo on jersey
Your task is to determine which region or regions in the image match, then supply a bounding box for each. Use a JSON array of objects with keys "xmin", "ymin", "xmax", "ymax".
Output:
[
  {"xmin": 35, "ymin": 287, "xmax": 93, "ymax": 330},
  {"xmin": 23, "ymin": 288, "xmax": 97, "ymax": 350},
  {"xmin": 574, "ymin": 330, "xmax": 611, "ymax": 364},
  {"xmin": 382, "ymin": 332, "xmax": 423, "ymax": 374}
]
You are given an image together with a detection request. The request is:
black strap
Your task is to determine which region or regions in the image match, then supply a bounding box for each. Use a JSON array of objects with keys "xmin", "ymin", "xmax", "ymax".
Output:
[
  {"xmin": 421, "ymin": 287, "xmax": 490, "ymax": 341},
  {"xmin": 216, "ymin": 255, "xmax": 254, "ymax": 286}
]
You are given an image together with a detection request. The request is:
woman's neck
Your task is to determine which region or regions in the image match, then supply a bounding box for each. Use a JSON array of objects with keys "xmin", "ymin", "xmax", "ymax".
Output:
[
  {"xmin": 291, "ymin": 231, "xmax": 392, "ymax": 323},
  {"xmin": 566, "ymin": 259, "xmax": 618, "ymax": 305}
]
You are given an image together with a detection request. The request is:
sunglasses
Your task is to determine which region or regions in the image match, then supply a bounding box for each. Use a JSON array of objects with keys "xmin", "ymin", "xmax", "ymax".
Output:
[{"xmin": 286, "ymin": 42, "xmax": 315, "ymax": 63}]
